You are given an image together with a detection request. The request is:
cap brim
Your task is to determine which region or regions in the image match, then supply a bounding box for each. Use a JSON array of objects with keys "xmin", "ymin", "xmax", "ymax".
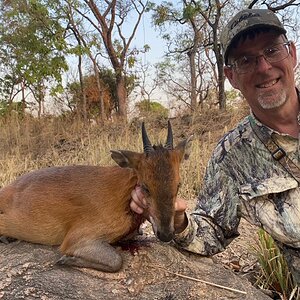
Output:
[{"xmin": 224, "ymin": 24, "xmax": 287, "ymax": 64}]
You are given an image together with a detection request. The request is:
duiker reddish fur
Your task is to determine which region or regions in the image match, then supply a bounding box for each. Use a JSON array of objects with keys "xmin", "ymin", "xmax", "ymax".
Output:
[{"xmin": 0, "ymin": 122, "xmax": 192, "ymax": 272}]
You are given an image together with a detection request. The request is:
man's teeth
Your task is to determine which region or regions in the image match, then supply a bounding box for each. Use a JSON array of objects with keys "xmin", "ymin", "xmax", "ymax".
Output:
[{"xmin": 258, "ymin": 79, "xmax": 278, "ymax": 88}]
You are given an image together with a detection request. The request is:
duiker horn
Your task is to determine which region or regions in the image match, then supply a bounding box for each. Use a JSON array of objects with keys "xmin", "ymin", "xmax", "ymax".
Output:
[
  {"xmin": 142, "ymin": 122, "xmax": 154, "ymax": 153},
  {"xmin": 165, "ymin": 120, "xmax": 173, "ymax": 150}
]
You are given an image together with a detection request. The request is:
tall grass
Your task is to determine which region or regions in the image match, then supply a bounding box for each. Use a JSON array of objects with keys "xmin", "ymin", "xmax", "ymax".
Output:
[
  {"xmin": 0, "ymin": 108, "xmax": 242, "ymax": 200},
  {"xmin": 253, "ymin": 229, "xmax": 299, "ymax": 300}
]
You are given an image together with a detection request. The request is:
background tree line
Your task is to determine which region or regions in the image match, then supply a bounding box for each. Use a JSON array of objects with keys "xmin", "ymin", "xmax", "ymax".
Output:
[{"xmin": 0, "ymin": 0, "xmax": 299, "ymax": 122}]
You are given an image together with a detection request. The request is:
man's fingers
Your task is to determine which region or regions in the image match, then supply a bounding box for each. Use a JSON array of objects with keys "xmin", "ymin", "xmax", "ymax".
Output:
[
  {"xmin": 132, "ymin": 186, "xmax": 148, "ymax": 207},
  {"xmin": 130, "ymin": 200, "xmax": 144, "ymax": 214},
  {"xmin": 131, "ymin": 187, "xmax": 147, "ymax": 214},
  {"xmin": 175, "ymin": 197, "xmax": 187, "ymax": 212}
]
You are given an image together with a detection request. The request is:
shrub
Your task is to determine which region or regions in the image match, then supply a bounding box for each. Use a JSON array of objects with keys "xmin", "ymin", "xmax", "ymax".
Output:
[
  {"xmin": 253, "ymin": 229, "xmax": 299, "ymax": 299},
  {"xmin": 135, "ymin": 100, "xmax": 169, "ymax": 119}
]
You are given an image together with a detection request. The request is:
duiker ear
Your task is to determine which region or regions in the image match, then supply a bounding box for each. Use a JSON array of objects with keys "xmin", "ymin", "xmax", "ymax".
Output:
[
  {"xmin": 175, "ymin": 135, "xmax": 193, "ymax": 161},
  {"xmin": 110, "ymin": 150, "xmax": 143, "ymax": 169}
]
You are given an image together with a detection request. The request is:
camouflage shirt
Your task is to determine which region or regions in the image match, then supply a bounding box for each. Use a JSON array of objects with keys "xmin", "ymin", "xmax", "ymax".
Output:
[{"xmin": 174, "ymin": 108, "xmax": 300, "ymax": 281}]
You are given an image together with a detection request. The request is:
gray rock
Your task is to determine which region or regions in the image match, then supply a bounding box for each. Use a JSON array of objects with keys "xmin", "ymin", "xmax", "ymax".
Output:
[{"xmin": 0, "ymin": 236, "xmax": 271, "ymax": 300}]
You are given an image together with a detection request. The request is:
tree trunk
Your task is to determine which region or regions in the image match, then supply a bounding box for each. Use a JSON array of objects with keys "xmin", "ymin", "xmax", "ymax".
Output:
[
  {"xmin": 116, "ymin": 74, "xmax": 127, "ymax": 120},
  {"xmin": 93, "ymin": 63, "xmax": 105, "ymax": 122},
  {"xmin": 36, "ymin": 83, "xmax": 45, "ymax": 118},
  {"xmin": 78, "ymin": 54, "xmax": 87, "ymax": 123},
  {"xmin": 37, "ymin": 96, "xmax": 42, "ymax": 118},
  {"xmin": 216, "ymin": 46, "xmax": 226, "ymax": 110},
  {"xmin": 21, "ymin": 80, "xmax": 26, "ymax": 115},
  {"xmin": 188, "ymin": 50, "xmax": 197, "ymax": 111}
]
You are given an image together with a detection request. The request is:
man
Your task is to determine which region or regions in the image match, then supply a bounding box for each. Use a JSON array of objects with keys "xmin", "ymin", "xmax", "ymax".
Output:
[{"xmin": 131, "ymin": 9, "xmax": 300, "ymax": 284}]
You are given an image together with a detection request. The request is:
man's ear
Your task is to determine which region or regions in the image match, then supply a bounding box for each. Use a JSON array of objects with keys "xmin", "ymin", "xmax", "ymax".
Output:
[
  {"xmin": 110, "ymin": 150, "xmax": 143, "ymax": 169},
  {"xmin": 224, "ymin": 66, "xmax": 239, "ymax": 89},
  {"xmin": 289, "ymin": 42, "xmax": 297, "ymax": 69}
]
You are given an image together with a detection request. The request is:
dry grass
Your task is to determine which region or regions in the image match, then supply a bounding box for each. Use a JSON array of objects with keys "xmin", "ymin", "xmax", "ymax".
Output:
[
  {"xmin": 0, "ymin": 106, "xmax": 249, "ymax": 206},
  {"xmin": 0, "ymin": 108, "xmax": 246, "ymax": 198}
]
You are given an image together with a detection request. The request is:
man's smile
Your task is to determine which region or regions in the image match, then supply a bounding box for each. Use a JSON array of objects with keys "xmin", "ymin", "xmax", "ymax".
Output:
[{"xmin": 256, "ymin": 78, "xmax": 279, "ymax": 89}]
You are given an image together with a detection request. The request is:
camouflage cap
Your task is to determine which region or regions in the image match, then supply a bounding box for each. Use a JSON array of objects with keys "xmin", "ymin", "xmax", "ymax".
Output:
[{"xmin": 220, "ymin": 9, "xmax": 286, "ymax": 64}]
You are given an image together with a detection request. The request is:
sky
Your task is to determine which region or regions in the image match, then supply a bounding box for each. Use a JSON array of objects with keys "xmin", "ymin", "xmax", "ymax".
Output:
[
  {"xmin": 130, "ymin": 2, "xmax": 167, "ymax": 65},
  {"xmin": 125, "ymin": 10, "xmax": 169, "ymax": 105}
]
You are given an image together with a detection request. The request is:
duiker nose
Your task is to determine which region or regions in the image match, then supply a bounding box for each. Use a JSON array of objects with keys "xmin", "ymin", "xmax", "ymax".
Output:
[{"xmin": 157, "ymin": 230, "xmax": 174, "ymax": 242}]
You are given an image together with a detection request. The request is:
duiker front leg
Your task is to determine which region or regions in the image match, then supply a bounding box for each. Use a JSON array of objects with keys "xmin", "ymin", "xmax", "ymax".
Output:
[
  {"xmin": 0, "ymin": 236, "xmax": 17, "ymax": 244},
  {"xmin": 58, "ymin": 239, "xmax": 123, "ymax": 272}
]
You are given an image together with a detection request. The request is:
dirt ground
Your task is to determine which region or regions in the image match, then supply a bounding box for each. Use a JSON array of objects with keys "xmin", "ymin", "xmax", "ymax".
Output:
[
  {"xmin": 141, "ymin": 216, "xmax": 261, "ymax": 285},
  {"xmin": 214, "ymin": 219, "xmax": 260, "ymax": 283}
]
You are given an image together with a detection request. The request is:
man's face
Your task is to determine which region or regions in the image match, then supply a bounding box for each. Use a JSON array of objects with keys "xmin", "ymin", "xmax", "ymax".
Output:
[{"xmin": 224, "ymin": 31, "xmax": 297, "ymax": 113}]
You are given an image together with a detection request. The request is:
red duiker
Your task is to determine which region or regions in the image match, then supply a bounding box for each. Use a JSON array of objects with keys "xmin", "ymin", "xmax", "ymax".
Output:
[{"xmin": 0, "ymin": 121, "xmax": 192, "ymax": 272}]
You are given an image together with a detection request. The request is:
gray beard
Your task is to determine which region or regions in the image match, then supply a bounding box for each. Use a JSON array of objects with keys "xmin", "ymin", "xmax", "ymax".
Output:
[{"xmin": 257, "ymin": 90, "xmax": 287, "ymax": 109}]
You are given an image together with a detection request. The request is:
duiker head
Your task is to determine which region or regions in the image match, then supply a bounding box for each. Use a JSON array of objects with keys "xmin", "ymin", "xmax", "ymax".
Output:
[{"xmin": 111, "ymin": 121, "xmax": 192, "ymax": 242}]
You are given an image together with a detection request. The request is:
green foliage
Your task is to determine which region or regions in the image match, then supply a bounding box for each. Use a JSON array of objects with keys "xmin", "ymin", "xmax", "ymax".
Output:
[
  {"xmin": 0, "ymin": 75, "xmax": 14, "ymax": 101},
  {"xmin": 99, "ymin": 68, "xmax": 135, "ymax": 101},
  {"xmin": 182, "ymin": 2, "xmax": 202, "ymax": 20},
  {"xmin": 152, "ymin": 1, "xmax": 202, "ymax": 28},
  {"xmin": 143, "ymin": 44, "xmax": 151, "ymax": 52},
  {"xmin": 65, "ymin": 80, "xmax": 81, "ymax": 110},
  {"xmin": 65, "ymin": 68, "xmax": 136, "ymax": 118},
  {"xmin": 225, "ymin": 89, "xmax": 242, "ymax": 104},
  {"xmin": 135, "ymin": 100, "xmax": 168, "ymax": 118},
  {"xmin": 0, "ymin": 0, "xmax": 69, "ymax": 99},
  {"xmin": 0, "ymin": 101, "xmax": 23, "ymax": 118},
  {"xmin": 253, "ymin": 229, "xmax": 299, "ymax": 299},
  {"xmin": 152, "ymin": 2, "xmax": 177, "ymax": 26},
  {"xmin": 127, "ymin": 56, "xmax": 136, "ymax": 68}
]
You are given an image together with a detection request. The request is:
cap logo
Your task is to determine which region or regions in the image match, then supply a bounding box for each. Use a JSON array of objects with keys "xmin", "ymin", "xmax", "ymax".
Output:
[{"xmin": 230, "ymin": 12, "xmax": 260, "ymax": 30}]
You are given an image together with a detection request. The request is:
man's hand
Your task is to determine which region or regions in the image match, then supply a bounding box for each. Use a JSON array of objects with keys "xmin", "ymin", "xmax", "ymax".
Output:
[
  {"xmin": 174, "ymin": 197, "xmax": 188, "ymax": 233},
  {"xmin": 130, "ymin": 185, "xmax": 148, "ymax": 215},
  {"xmin": 130, "ymin": 186, "xmax": 188, "ymax": 234}
]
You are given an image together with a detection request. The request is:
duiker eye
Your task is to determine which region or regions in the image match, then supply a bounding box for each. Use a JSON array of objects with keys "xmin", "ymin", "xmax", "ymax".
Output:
[{"xmin": 141, "ymin": 184, "xmax": 150, "ymax": 195}]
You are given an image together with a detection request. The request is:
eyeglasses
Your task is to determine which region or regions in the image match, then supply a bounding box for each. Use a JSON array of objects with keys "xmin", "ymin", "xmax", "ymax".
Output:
[{"xmin": 227, "ymin": 41, "xmax": 292, "ymax": 74}]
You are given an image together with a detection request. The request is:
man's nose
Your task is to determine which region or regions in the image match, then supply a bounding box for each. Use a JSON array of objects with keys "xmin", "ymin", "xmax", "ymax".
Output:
[{"xmin": 255, "ymin": 55, "xmax": 272, "ymax": 72}]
